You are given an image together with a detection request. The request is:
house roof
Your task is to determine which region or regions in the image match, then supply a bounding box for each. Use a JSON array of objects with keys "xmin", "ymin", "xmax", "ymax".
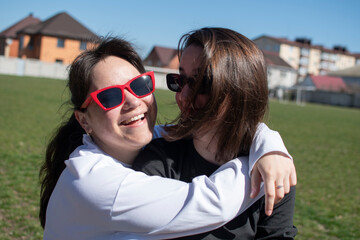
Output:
[
  {"xmin": 328, "ymin": 64, "xmax": 360, "ymax": 78},
  {"xmin": 262, "ymin": 50, "xmax": 294, "ymax": 69},
  {"xmin": 17, "ymin": 12, "xmax": 98, "ymax": 41},
  {"xmin": 148, "ymin": 46, "xmax": 178, "ymax": 66},
  {"xmin": 254, "ymin": 35, "xmax": 355, "ymax": 56},
  {"xmin": 0, "ymin": 13, "xmax": 40, "ymax": 38},
  {"xmin": 310, "ymin": 75, "xmax": 348, "ymax": 92}
]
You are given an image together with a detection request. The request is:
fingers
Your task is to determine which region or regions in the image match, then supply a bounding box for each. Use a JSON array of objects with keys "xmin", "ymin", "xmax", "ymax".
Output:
[
  {"xmin": 290, "ymin": 164, "xmax": 297, "ymax": 186},
  {"xmin": 283, "ymin": 177, "xmax": 291, "ymax": 195},
  {"xmin": 264, "ymin": 178, "xmax": 276, "ymax": 216},
  {"xmin": 250, "ymin": 167, "xmax": 262, "ymax": 198},
  {"xmin": 275, "ymin": 180, "xmax": 285, "ymax": 204},
  {"xmin": 254, "ymin": 152, "xmax": 298, "ymax": 216}
]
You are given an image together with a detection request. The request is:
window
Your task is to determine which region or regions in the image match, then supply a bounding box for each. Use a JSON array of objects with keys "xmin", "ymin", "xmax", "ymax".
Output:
[
  {"xmin": 301, "ymin": 48, "xmax": 309, "ymax": 56},
  {"xmin": 28, "ymin": 37, "xmax": 34, "ymax": 50},
  {"xmin": 19, "ymin": 36, "xmax": 24, "ymax": 50},
  {"xmin": 57, "ymin": 38, "xmax": 65, "ymax": 48},
  {"xmin": 80, "ymin": 41, "xmax": 87, "ymax": 50},
  {"xmin": 280, "ymin": 70, "xmax": 287, "ymax": 78},
  {"xmin": 55, "ymin": 59, "xmax": 63, "ymax": 64}
]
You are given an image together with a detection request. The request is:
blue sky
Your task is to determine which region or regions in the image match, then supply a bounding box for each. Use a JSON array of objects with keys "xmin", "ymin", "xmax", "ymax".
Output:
[{"xmin": 1, "ymin": 0, "xmax": 359, "ymax": 58}]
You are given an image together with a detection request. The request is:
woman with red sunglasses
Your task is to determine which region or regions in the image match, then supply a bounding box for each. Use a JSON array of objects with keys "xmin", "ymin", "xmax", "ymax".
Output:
[
  {"xmin": 40, "ymin": 36, "xmax": 295, "ymax": 239},
  {"xmin": 134, "ymin": 28, "xmax": 297, "ymax": 239}
]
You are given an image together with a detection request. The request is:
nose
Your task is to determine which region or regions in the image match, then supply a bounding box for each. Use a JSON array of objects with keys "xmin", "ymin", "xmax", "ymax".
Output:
[{"xmin": 122, "ymin": 90, "xmax": 141, "ymax": 110}]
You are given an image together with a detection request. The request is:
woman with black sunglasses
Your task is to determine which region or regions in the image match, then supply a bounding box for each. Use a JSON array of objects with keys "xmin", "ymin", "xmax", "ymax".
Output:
[
  {"xmin": 133, "ymin": 28, "xmax": 297, "ymax": 239},
  {"xmin": 40, "ymin": 36, "xmax": 295, "ymax": 239}
]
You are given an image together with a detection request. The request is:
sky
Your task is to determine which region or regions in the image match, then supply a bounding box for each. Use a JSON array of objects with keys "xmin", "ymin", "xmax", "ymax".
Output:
[{"xmin": 1, "ymin": 0, "xmax": 359, "ymax": 58}]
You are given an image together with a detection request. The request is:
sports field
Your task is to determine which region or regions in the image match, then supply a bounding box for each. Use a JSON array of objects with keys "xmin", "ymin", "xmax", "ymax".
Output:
[{"xmin": 0, "ymin": 74, "xmax": 359, "ymax": 239}]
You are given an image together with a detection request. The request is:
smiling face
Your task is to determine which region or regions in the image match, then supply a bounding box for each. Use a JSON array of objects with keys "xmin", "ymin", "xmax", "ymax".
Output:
[{"xmin": 75, "ymin": 56, "xmax": 157, "ymax": 164}]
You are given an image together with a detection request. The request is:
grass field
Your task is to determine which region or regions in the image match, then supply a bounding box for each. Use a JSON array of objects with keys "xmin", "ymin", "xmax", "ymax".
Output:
[{"xmin": 0, "ymin": 74, "xmax": 359, "ymax": 239}]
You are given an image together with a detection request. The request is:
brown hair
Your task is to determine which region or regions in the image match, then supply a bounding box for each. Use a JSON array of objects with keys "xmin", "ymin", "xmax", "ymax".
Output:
[
  {"xmin": 165, "ymin": 27, "xmax": 268, "ymax": 162},
  {"xmin": 39, "ymin": 36, "xmax": 145, "ymax": 228}
]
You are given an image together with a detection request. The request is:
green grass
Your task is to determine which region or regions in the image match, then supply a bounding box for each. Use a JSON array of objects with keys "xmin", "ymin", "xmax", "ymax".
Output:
[{"xmin": 0, "ymin": 74, "xmax": 359, "ymax": 239}]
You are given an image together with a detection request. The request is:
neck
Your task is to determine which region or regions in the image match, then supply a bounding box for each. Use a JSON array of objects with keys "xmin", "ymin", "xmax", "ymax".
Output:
[
  {"xmin": 193, "ymin": 131, "xmax": 221, "ymax": 165},
  {"xmin": 111, "ymin": 149, "xmax": 140, "ymax": 166},
  {"xmin": 93, "ymin": 138, "xmax": 140, "ymax": 166}
]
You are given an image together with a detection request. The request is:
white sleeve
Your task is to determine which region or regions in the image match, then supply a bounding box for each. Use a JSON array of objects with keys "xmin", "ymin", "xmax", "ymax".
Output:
[
  {"xmin": 105, "ymin": 157, "xmax": 261, "ymax": 239},
  {"xmin": 248, "ymin": 123, "xmax": 292, "ymax": 176}
]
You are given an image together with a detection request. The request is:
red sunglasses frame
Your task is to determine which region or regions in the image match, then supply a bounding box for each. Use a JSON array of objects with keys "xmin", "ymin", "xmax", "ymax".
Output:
[{"xmin": 80, "ymin": 71, "xmax": 155, "ymax": 111}]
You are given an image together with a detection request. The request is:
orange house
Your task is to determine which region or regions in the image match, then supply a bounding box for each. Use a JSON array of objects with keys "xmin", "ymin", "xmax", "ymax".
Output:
[
  {"xmin": 143, "ymin": 46, "xmax": 179, "ymax": 69},
  {"xmin": 16, "ymin": 12, "xmax": 99, "ymax": 64},
  {"xmin": 0, "ymin": 14, "xmax": 40, "ymax": 58}
]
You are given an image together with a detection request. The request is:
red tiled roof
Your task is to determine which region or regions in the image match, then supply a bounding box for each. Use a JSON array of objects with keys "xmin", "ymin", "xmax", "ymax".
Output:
[
  {"xmin": 17, "ymin": 12, "xmax": 98, "ymax": 40},
  {"xmin": 0, "ymin": 14, "xmax": 40, "ymax": 38},
  {"xmin": 311, "ymin": 75, "xmax": 348, "ymax": 92}
]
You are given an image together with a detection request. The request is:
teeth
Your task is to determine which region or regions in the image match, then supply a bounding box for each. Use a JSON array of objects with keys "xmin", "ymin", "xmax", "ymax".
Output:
[{"xmin": 123, "ymin": 113, "xmax": 145, "ymax": 125}]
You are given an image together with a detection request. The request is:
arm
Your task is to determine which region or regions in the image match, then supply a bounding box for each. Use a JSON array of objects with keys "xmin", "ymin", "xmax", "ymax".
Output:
[
  {"xmin": 111, "ymin": 157, "xmax": 260, "ymax": 239},
  {"xmin": 249, "ymin": 123, "xmax": 297, "ymax": 215},
  {"xmin": 153, "ymin": 123, "xmax": 297, "ymax": 216},
  {"xmin": 70, "ymin": 139, "xmax": 260, "ymax": 239}
]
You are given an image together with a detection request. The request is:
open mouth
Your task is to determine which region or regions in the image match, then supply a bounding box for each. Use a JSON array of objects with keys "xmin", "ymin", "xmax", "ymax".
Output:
[{"xmin": 121, "ymin": 113, "xmax": 145, "ymax": 126}]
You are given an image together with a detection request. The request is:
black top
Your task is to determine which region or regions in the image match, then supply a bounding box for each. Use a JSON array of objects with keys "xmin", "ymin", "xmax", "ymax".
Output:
[{"xmin": 133, "ymin": 138, "xmax": 297, "ymax": 239}]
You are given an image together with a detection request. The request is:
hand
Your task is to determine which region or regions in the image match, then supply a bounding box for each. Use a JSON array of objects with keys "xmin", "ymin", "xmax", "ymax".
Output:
[{"xmin": 250, "ymin": 152, "xmax": 297, "ymax": 216}]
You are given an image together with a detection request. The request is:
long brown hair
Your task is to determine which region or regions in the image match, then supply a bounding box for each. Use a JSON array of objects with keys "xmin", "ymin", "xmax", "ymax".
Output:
[
  {"xmin": 165, "ymin": 27, "xmax": 268, "ymax": 162},
  {"xmin": 39, "ymin": 36, "xmax": 145, "ymax": 228}
]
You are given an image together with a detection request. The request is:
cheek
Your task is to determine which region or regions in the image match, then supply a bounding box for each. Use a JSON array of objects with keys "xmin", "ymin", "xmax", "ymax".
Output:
[
  {"xmin": 144, "ymin": 95, "xmax": 157, "ymax": 129},
  {"xmin": 175, "ymin": 85, "xmax": 191, "ymax": 110},
  {"xmin": 195, "ymin": 94, "xmax": 209, "ymax": 109}
]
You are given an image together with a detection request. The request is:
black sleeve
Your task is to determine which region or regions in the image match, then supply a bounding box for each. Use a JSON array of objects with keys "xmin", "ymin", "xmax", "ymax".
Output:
[{"xmin": 255, "ymin": 186, "xmax": 298, "ymax": 239}]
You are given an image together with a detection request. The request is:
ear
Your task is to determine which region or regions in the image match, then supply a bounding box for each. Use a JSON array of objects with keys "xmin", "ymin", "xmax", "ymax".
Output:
[{"xmin": 74, "ymin": 110, "xmax": 92, "ymax": 135}]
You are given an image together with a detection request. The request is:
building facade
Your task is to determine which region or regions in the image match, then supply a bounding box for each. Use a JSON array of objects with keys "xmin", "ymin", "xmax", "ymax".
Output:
[
  {"xmin": 0, "ymin": 14, "xmax": 40, "ymax": 58},
  {"xmin": 7, "ymin": 12, "xmax": 99, "ymax": 65},
  {"xmin": 253, "ymin": 36, "xmax": 358, "ymax": 82}
]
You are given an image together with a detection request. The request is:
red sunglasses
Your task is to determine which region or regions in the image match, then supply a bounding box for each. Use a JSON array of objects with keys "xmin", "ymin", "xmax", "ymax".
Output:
[{"xmin": 80, "ymin": 71, "xmax": 155, "ymax": 111}]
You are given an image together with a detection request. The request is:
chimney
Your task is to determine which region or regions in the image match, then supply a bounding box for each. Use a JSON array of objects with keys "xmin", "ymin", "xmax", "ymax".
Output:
[
  {"xmin": 295, "ymin": 38, "xmax": 312, "ymax": 45},
  {"xmin": 333, "ymin": 45, "xmax": 347, "ymax": 53}
]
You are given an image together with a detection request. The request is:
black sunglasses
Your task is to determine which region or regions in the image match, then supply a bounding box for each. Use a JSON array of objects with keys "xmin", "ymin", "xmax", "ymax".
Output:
[{"xmin": 166, "ymin": 73, "xmax": 211, "ymax": 93}]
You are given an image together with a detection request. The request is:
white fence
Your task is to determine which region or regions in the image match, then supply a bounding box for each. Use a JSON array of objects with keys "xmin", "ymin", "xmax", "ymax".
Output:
[
  {"xmin": 0, "ymin": 56, "xmax": 175, "ymax": 90},
  {"xmin": 300, "ymin": 90, "xmax": 360, "ymax": 108},
  {"xmin": 0, "ymin": 56, "xmax": 68, "ymax": 79}
]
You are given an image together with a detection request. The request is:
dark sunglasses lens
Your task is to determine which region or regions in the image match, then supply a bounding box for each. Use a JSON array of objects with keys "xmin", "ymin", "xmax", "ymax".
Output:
[
  {"xmin": 97, "ymin": 88, "xmax": 123, "ymax": 109},
  {"xmin": 130, "ymin": 75, "xmax": 154, "ymax": 96},
  {"xmin": 166, "ymin": 74, "xmax": 181, "ymax": 92}
]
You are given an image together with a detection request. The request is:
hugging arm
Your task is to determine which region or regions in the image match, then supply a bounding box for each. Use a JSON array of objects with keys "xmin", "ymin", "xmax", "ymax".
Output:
[
  {"xmin": 108, "ymin": 158, "xmax": 259, "ymax": 239},
  {"xmin": 249, "ymin": 123, "xmax": 297, "ymax": 215}
]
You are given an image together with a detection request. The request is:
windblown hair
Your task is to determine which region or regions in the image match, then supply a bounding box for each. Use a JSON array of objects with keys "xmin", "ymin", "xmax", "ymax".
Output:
[
  {"xmin": 39, "ymin": 36, "xmax": 145, "ymax": 228},
  {"xmin": 165, "ymin": 27, "xmax": 268, "ymax": 162}
]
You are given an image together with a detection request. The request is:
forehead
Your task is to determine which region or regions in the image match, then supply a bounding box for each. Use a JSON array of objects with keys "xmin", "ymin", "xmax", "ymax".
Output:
[
  {"xmin": 91, "ymin": 56, "xmax": 140, "ymax": 91},
  {"xmin": 179, "ymin": 44, "xmax": 202, "ymax": 76}
]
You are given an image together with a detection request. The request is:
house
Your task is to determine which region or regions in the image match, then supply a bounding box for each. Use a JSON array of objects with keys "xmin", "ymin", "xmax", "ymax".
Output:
[
  {"xmin": 143, "ymin": 46, "xmax": 178, "ymax": 69},
  {"xmin": 16, "ymin": 12, "xmax": 99, "ymax": 64},
  {"xmin": 263, "ymin": 50, "xmax": 297, "ymax": 89},
  {"xmin": 299, "ymin": 75, "xmax": 348, "ymax": 92},
  {"xmin": 253, "ymin": 35, "xmax": 357, "ymax": 81},
  {"xmin": 0, "ymin": 13, "xmax": 40, "ymax": 57},
  {"xmin": 328, "ymin": 64, "xmax": 360, "ymax": 93},
  {"xmin": 294, "ymin": 75, "xmax": 360, "ymax": 107}
]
